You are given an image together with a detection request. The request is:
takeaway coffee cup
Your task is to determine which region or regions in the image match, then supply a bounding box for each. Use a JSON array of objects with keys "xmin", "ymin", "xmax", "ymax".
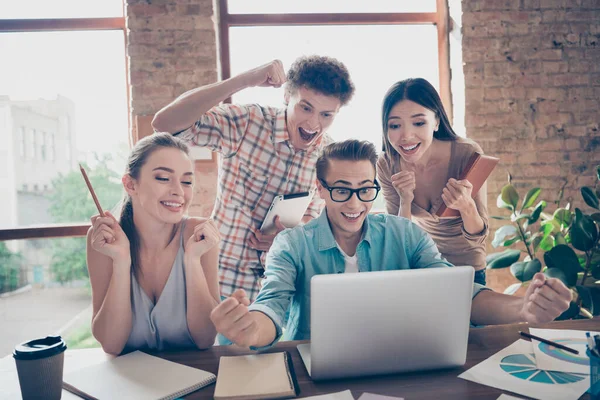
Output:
[{"xmin": 13, "ymin": 335, "xmax": 67, "ymax": 400}]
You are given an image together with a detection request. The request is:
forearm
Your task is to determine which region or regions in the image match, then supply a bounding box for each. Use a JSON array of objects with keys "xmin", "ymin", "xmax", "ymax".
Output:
[
  {"xmin": 470, "ymin": 290, "xmax": 524, "ymax": 326},
  {"xmin": 399, "ymin": 200, "xmax": 412, "ymax": 219},
  {"xmin": 248, "ymin": 311, "xmax": 278, "ymax": 348},
  {"xmin": 91, "ymin": 262, "xmax": 133, "ymax": 355},
  {"xmin": 460, "ymin": 201, "xmax": 485, "ymax": 235},
  {"xmin": 184, "ymin": 258, "xmax": 220, "ymax": 349},
  {"xmin": 152, "ymin": 74, "xmax": 250, "ymax": 133}
]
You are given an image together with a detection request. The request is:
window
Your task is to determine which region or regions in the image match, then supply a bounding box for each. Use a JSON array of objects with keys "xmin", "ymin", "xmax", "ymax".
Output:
[
  {"xmin": 49, "ymin": 133, "xmax": 55, "ymax": 162},
  {"xmin": 0, "ymin": 1, "xmax": 127, "ymax": 356},
  {"xmin": 19, "ymin": 127, "xmax": 26, "ymax": 159},
  {"xmin": 41, "ymin": 131, "xmax": 46, "ymax": 161},
  {"xmin": 1, "ymin": 0, "xmax": 123, "ymax": 19},
  {"xmin": 227, "ymin": 0, "xmax": 436, "ymax": 14},
  {"xmin": 0, "ymin": 30, "xmax": 128, "ymax": 228},
  {"xmin": 0, "ymin": 238, "xmax": 99, "ymax": 357},
  {"xmin": 30, "ymin": 129, "xmax": 37, "ymax": 159},
  {"xmin": 229, "ymin": 25, "xmax": 439, "ymax": 151},
  {"xmin": 220, "ymin": 1, "xmax": 451, "ymax": 152}
]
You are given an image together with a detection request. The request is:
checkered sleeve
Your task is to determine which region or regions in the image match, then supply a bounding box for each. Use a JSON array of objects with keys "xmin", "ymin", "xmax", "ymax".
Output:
[
  {"xmin": 177, "ymin": 103, "xmax": 257, "ymax": 157},
  {"xmin": 304, "ymin": 186, "xmax": 325, "ymax": 219}
]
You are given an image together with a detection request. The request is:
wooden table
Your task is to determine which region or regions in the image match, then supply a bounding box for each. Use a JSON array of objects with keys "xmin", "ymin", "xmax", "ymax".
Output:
[
  {"xmin": 2, "ymin": 319, "xmax": 598, "ymax": 399},
  {"xmin": 149, "ymin": 319, "xmax": 600, "ymax": 399}
]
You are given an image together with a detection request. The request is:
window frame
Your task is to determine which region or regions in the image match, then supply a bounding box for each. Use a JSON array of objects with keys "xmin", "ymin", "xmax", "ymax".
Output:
[
  {"xmin": 217, "ymin": 0, "xmax": 452, "ymax": 116},
  {"xmin": 0, "ymin": 13, "xmax": 129, "ymax": 240}
]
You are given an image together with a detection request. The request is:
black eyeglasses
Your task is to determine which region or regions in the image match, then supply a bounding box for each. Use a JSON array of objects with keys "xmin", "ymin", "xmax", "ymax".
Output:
[{"xmin": 319, "ymin": 179, "xmax": 381, "ymax": 203}]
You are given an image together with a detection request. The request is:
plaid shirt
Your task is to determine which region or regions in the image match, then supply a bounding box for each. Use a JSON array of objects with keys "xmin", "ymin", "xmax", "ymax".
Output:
[{"xmin": 179, "ymin": 104, "xmax": 326, "ymax": 299}]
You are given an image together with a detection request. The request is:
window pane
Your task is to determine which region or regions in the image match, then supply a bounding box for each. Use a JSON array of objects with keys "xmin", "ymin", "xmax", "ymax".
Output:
[
  {"xmin": 0, "ymin": 31, "xmax": 129, "ymax": 229},
  {"xmin": 0, "ymin": 0, "xmax": 123, "ymax": 19},
  {"xmin": 228, "ymin": 0, "xmax": 436, "ymax": 14},
  {"xmin": 229, "ymin": 25, "xmax": 439, "ymax": 153},
  {"xmin": 0, "ymin": 238, "xmax": 98, "ymax": 358}
]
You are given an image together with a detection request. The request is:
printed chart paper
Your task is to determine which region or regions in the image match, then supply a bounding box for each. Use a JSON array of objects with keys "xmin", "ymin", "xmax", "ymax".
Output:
[
  {"xmin": 459, "ymin": 340, "xmax": 589, "ymax": 400},
  {"xmin": 529, "ymin": 328, "xmax": 599, "ymax": 374}
]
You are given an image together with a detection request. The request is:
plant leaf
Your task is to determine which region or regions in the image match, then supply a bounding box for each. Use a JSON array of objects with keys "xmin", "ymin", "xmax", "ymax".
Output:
[
  {"xmin": 571, "ymin": 208, "xmax": 599, "ymax": 251},
  {"xmin": 514, "ymin": 213, "xmax": 531, "ymax": 222},
  {"xmin": 501, "ymin": 184, "xmax": 520, "ymax": 211},
  {"xmin": 544, "ymin": 244, "xmax": 583, "ymax": 277},
  {"xmin": 545, "ymin": 267, "xmax": 578, "ymax": 287},
  {"xmin": 555, "ymin": 232, "xmax": 567, "ymax": 245},
  {"xmin": 504, "ymin": 282, "xmax": 522, "ymax": 295},
  {"xmin": 486, "ymin": 249, "xmax": 521, "ymax": 269},
  {"xmin": 553, "ymin": 208, "xmax": 573, "ymax": 229},
  {"xmin": 576, "ymin": 286, "xmax": 594, "ymax": 314},
  {"xmin": 582, "ymin": 187, "xmax": 600, "ymax": 209},
  {"xmin": 503, "ymin": 236, "xmax": 521, "ymax": 247},
  {"xmin": 521, "ymin": 188, "xmax": 541, "ymax": 211},
  {"xmin": 532, "ymin": 236, "xmax": 543, "ymax": 252},
  {"xmin": 492, "ymin": 225, "xmax": 518, "ymax": 248},
  {"xmin": 538, "ymin": 235, "xmax": 555, "ymax": 251},
  {"xmin": 510, "ymin": 258, "xmax": 542, "ymax": 282},
  {"xmin": 540, "ymin": 222, "xmax": 554, "ymax": 237},
  {"xmin": 597, "ymin": 165, "xmax": 600, "ymax": 181},
  {"xmin": 591, "ymin": 213, "xmax": 600, "ymax": 223},
  {"xmin": 528, "ymin": 201, "xmax": 546, "ymax": 225}
]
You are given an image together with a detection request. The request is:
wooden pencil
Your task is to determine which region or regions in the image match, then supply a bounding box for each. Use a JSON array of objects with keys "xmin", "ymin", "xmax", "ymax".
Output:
[{"xmin": 79, "ymin": 164, "xmax": 105, "ymax": 217}]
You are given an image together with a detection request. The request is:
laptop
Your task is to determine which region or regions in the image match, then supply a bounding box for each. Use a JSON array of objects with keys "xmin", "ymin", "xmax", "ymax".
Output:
[{"xmin": 297, "ymin": 266, "xmax": 474, "ymax": 381}]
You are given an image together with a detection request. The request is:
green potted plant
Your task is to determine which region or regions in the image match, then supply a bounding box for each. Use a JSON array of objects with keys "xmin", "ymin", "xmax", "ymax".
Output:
[{"xmin": 487, "ymin": 166, "xmax": 600, "ymax": 318}]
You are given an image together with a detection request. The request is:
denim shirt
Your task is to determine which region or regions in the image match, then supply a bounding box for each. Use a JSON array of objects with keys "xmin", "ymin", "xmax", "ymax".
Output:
[{"xmin": 248, "ymin": 210, "xmax": 487, "ymax": 348}]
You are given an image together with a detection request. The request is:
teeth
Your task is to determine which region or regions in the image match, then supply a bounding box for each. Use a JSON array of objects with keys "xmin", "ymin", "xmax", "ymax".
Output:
[
  {"xmin": 343, "ymin": 212, "xmax": 362, "ymax": 218},
  {"xmin": 301, "ymin": 128, "xmax": 317, "ymax": 134},
  {"xmin": 401, "ymin": 144, "xmax": 419, "ymax": 151},
  {"xmin": 162, "ymin": 201, "xmax": 182, "ymax": 207}
]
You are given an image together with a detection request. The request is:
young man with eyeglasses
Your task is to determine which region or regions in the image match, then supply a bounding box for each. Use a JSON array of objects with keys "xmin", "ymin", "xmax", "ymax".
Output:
[{"xmin": 210, "ymin": 140, "xmax": 572, "ymax": 349}]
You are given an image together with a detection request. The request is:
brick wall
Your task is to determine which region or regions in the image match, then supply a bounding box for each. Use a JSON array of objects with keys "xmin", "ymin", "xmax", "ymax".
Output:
[
  {"xmin": 461, "ymin": 0, "xmax": 600, "ymax": 290},
  {"xmin": 126, "ymin": 0, "xmax": 219, "ymax": 217}
]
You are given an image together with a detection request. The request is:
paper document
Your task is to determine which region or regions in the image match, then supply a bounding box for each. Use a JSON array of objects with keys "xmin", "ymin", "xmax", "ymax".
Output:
[
  {"xmin": 358, "ymin": 393, "xmax": 404, "ymax": 400},
  {"xmin": 529, "ymin": 328, "xmax": 599, "ymax": 374},
  {"xmin": 459, "ymin": 339, "xmax": 589, "ymax": 400},
  {"xmin": 299, "ymin": 390, "xmax": 355, "ymax": 399}
]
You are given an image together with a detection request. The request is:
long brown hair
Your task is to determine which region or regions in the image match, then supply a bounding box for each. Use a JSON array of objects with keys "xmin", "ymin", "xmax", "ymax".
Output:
[
  {"xmin": 119, "ymin": 133, "xmax": 190, "ymax": 278},
  {"xmin": 381, "ymin": 78, "xmax": 459, "ymax": 172}
]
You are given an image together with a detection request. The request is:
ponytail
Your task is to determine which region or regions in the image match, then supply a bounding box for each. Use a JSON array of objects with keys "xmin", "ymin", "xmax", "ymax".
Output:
[{"xmin": 119, "ymin": 195, "xmax": 139, "ymax": 278}]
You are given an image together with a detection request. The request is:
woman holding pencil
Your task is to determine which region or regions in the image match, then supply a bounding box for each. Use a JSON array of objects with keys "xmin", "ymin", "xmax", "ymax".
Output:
[
  {"xmin": 377, "ymin": 78, "xmax": 490, "ymax": 285},
  {"xmin": 86, "ymin": 133, "xmax": 220, "ymax": 355}
]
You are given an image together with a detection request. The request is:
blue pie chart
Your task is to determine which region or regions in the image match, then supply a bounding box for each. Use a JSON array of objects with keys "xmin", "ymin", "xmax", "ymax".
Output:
[
  {"xmin": 500, "ymin": 353, "xmax": 587, "ymax": 384},
  {"xmin": 538, "ymin": 338, "xmax": 589, "ymax": 366}
]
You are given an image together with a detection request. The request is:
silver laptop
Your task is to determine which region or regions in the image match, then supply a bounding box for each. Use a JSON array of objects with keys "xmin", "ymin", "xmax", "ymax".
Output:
[{"xmin": 297, "ymin": 266, "xmax": 474, "ymax": 381}]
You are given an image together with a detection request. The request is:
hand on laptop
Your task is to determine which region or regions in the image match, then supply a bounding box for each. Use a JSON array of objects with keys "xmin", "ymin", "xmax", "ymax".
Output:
[
  {"xmin": 210, "ymin": 289, "xmax": 260, "ymax": 347},
  {"xmin": 519, "ymin": 273, "xmax": 572, "ymax": 324},
  {"xmin": 248, "ymin": 216, "xmax": 287, "ymax": 252}
]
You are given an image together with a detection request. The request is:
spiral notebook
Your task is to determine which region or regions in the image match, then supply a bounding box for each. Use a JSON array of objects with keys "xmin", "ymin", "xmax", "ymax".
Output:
[
  {"xmin": 213, "ymin": 352, "xmax": 298, "ymax": 400},
  {"xmin": 62, "ymin": 350, "xmax": 216, "ymax": 400}
]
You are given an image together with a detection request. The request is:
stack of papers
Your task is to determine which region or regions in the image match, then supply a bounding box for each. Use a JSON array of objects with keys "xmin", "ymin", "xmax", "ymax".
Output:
[
  {"xmin": 459, "ymin": 328, "xmax": 599, "ymax": 400},
  {"xmin": 298, "ymin": 391, "xmax": 403, "ymax": 400}
]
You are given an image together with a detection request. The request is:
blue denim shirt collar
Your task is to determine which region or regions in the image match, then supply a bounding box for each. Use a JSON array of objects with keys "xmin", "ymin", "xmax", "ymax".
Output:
[{"xmin": 316, "ymin": 209, "xmax": 373, "ymax": 252}]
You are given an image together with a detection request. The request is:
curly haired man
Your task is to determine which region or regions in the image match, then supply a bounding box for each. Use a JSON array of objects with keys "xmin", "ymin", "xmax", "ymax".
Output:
[{"xmin": 153, "ymin": 56, "xmax": 355, "ymax": 300}]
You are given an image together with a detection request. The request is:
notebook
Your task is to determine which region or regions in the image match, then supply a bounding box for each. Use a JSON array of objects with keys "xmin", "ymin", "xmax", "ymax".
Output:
[
  {"xmin": 435, "ymin": 152, "xmax": 500, "ymax": 218},
  {"xmin": 213, "ymin": 352, "xmax": 298, "ymax": 400},
  {"xmin": 62, "ymin": 350, "xmax": 216, "ymax": 400}
]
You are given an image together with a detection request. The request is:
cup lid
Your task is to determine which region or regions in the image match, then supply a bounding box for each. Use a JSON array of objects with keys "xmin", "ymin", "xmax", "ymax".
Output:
[{"xmin": 13, "ymin": 336, "xmax": 67, "ymax": 360}]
